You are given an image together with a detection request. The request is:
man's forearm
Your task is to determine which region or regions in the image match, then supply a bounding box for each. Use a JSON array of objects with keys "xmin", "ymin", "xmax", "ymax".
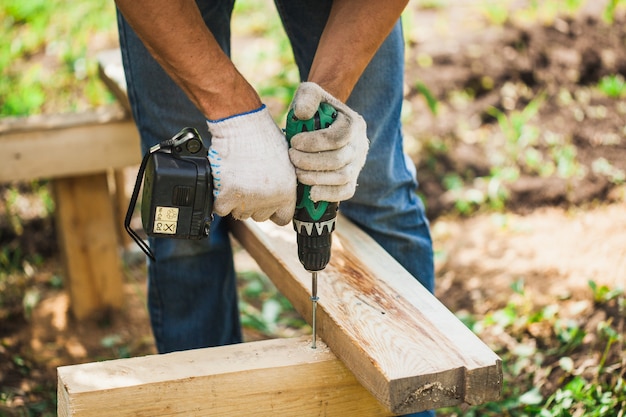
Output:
[
  {"xmin": 309, "ymin": 0, "xmax": 408, "ymax": 102},
  {"xmin": 115, "ymin": 0, "xmax": 261, "ymax": 119}
]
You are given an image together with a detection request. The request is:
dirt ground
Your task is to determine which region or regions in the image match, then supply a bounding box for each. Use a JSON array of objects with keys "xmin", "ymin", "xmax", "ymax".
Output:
[
  {"xmin": 402, "ymin": 1, "xmax": 626, "ymax": 300},
  {"xmin": 1, "ymin": 1, "xmax": 626, "ymax": 415},
  {"xmin": 406, "ymin": 2, "xmax": 626, "ymax": 217}
]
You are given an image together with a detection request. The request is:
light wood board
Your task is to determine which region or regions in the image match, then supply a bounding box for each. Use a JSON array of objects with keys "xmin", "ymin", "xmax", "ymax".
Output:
[
  {"xmin": 53, "ymin": 174, "xmax": 124, "ymax": 319},
  {"xmin": 58, "ymin": 336, "xmax": 393, "ymax": 417},
  {"xmin": 0, "ymin": 107, "xmax": 140, "ymax": 182},
  {"xmin": 230, "ymin": 217, "xmax": 502, "ymax": 414}
]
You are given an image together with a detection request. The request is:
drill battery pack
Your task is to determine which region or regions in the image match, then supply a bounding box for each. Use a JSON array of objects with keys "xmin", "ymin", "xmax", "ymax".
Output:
[{"xmin": 125, "ymin": 127, "xmax": 213, "ymax": 260}]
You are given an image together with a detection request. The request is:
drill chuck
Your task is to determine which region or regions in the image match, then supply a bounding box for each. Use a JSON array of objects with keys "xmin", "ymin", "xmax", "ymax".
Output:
[{"xmin": 293, "ymin": 201, "xmax": 338, "ymax": 271}]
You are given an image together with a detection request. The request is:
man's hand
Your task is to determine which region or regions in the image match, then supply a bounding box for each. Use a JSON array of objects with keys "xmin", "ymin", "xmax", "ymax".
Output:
[
  {"xmin": 288, "ymin": 82, "xmax": 369, "ymax": 203},
  {"xmin": 207, "ymin": 105, "xmax": 296, "ymax": 225}
]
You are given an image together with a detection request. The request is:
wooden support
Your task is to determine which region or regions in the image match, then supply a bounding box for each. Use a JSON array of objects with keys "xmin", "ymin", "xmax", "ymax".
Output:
[
  {"xmin": 58, "ymin": 215, "xmax": 502, "ymax": 415},
  {"xmin": 229, "ymin": 217, "xmax": 502, "ymax": 414},
  {"xmin": 109, "ymin": 169, "xmax": 134, "ymax": 248},
  {"xmin": 0, "ymin": 107, "xmax": 140, "ymax": 183},
  {"xmin": 0, "ymin": 108, "xmax": 141, "ymax": 319},
  {"xmin": 58, "ymin": 336, "xmax": 392, "ymax": 417},
  {"xmin": 97, "ymin": 49, "xmax": 132, "ymax": 113},
  {"xmin": 53, "ymin": 173, "xmax": 124, "ymax": 319}
]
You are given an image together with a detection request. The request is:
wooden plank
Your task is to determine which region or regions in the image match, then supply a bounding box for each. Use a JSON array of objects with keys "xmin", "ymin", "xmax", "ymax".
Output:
[
  {"xmin": 109, "ymin": 169, "xmax": 134, "ymax": 248},
  {"xmin": 53, "ymin": 173, "xmax": 124, "ymax": 319},
  {"xmin": 230, "ymin": 217, "xmax": 502, "ymax": 414},
  {"xmin": 0, "ymin": 107, "xmax": 141, "ymax": 182},
  {"xmin": 96, "ymin": 50, "xmax": 137, "ymax": 249},
  {"xmin": 57, "ymin": 336, "xmax": 393, "ymax": 417},
  {"xmin": 97, "ymin": 49, "xmax": 131, "ymax": 113}
]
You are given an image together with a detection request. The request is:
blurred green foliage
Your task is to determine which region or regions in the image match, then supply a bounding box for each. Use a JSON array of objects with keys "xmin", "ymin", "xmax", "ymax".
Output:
[
  {"xmin": 598, "ymin": 74, "xmax": 626, "ymax": 98},
  {"xmin": 445, "ymin": 280, "xmax": 625, "ymax": 416},
  {"xmin": 0, "ymin": 0, "xmax": 117, "ymax": 116},
  {"xmin": 238, "ymin": 269, "xmax": 308, "ymax": 338}
]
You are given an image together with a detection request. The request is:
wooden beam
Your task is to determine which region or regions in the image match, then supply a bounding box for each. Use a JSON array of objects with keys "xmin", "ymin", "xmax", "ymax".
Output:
[
  {"xmin": 57, "ymin": 336, "xmax": 393, "ymax": 417},
  {"xmin": 109, "ymin": 169, "xmax": 134, "ymax": 248},
  {"xmin": 97, "ymin": 49, "xmax": 131, "ymax": 113},
  {"xmin": 57, "ymin": 216, "xmax": 502, "ymax": 415},
  {"xmin": 53, "ymin": 173, "xmax": 124, "ymax": 319},
  {"xmin": 0, "ymin": 107, "xmax": 141, "ymax": 182},
  {"xmin": 230, "ymin": 217, "xmax": 502, "ymax": 414}
]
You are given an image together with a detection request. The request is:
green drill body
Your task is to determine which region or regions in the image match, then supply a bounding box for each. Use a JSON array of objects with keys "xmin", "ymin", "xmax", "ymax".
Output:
[
  {"xmin": 285, "ymin": 103, "xmax": 338, "ymax": 273},
  {"xmin": 286, "ymin": 102, "xmax": 338, "ymax": 348}
]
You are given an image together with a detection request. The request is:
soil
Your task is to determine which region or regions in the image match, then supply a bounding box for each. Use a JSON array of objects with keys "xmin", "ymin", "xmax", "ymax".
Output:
[
  {"xmin": 1, "ymin": 1, "xmax": 626, "ymax": 415},
  {"xmin": 405, "ymin": 3, "xmax": 626, "ymax": 218}
]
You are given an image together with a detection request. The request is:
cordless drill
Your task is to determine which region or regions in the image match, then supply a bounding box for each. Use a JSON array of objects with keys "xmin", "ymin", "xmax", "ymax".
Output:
[
  {"xmin": 285, "ymin": 103, "xmax": 338, "ymax": 349},
  {"xmin": 126, "ymin": 108, "xmax": 337, "ymax": 350}
]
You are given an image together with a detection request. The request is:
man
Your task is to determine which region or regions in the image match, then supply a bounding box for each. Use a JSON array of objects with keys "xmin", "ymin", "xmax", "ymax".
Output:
[{"xmin": 116, "ymin": 1, "xmax": 434, "ymax": 415}]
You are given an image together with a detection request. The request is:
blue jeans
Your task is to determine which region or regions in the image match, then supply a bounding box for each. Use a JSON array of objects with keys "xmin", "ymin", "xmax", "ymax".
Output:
[{"xmin": 118, "ymin": 2, "xmax": 434, "ymax": 415}]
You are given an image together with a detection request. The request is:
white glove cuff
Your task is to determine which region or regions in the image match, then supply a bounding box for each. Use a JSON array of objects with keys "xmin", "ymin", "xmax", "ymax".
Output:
[
  {"xmin": 206, "ymin": 104, "xmax": 296, "ymax": 224},
  {"xmin": 207, "ymin": 105, "xmax": 286, "ymax": 155}
]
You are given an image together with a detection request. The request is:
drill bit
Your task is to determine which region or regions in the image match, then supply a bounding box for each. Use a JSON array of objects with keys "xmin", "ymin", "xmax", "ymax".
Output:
[{"xmin": 311, "ymin": 271, "xmax": 319, "ymax": 349}]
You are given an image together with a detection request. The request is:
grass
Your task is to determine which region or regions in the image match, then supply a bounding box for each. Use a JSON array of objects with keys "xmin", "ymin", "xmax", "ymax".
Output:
[
  {"xmin": 481, "ymin": 0, "xmax": 626, "ymax": 25},
  {"xmin": 443, "ymin": 280, "xmax": 625, "ymax": 416},
  {"xmin": 432, "ymin": 73, "xmax": 624, "ymax": 216},
  {"xmin": 238, "ymin": 269, "xmax": 308, "ymax": 338},
  {"xmin": 0, "ymin": 0, "xmax": 117, "ymax": 116},
  {"xmin": 598, "ymin": 74, "xmax": 626, "ymax": 99}
]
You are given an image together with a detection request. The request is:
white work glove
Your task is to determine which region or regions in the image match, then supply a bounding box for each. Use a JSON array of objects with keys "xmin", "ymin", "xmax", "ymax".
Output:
[
  {"xmin": 288, "ymin": 82, "xmax": 369, "ymax": 202},
  {"xmin": 207, "ymin": 105, "xmax": 296, "ymax": 226}
]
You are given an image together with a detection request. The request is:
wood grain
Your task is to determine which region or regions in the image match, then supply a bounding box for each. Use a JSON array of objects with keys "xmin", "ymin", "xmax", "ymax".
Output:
[
  {"xmin": 57, "ymin": 336, "xmax": 393, "ymax": 417},
  {"xmin": 53, "ymin": 174, "xmax": 124, "ymax": 319},
  {"xmin": 97, "ymin": 49, "xmax": 131, "ymax": 113},
  {"xmin": 0, "ymin": 108, "xmax": 140, "ymax": 182},
  {"xmin": 230, "ymin": 216, "xmax": 502, "ymax": 414}
]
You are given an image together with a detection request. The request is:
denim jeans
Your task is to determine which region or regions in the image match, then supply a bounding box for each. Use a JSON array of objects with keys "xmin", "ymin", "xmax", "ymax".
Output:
[{"xmin": 118, "ymin": 2, "xmax": 434, "ymax": 415}]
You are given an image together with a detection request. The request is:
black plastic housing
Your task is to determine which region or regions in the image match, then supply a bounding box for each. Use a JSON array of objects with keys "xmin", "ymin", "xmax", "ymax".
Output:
[{"xmin": 141, "ymin": 131, "xmax": 212, "ymax": 240}]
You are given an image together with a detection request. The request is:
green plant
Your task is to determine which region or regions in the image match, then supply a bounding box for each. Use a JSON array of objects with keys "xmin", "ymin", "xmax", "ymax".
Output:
[
  {"xmin": 597, "ymin": 319, "xmax": 621, "ymax": 373},
  {"xmin": 603, "ymin": 0, "xmax": 626, "ymax": 23},
  {"xmin": 100, "ymin": 334, "xmax": 132, "ymax": 359},
  {"xmin": 257, "ymin": 61, "xmax": 298, "ymax": 111},
  {"xmin": 551, "ymin": 143, "xmax": 582, "ymax": 179},
  {"xmin": 438, "ymin": 94, "xmax": 558, "ymax": 216},
  {"xmin": 598, "ymin": 74, "xmax": 626, "ymax": 98},
  {"xmin": 481, "ymin": 0, "xmax": 510, "ymax": 25},
  {"xmin": 592, "ymin": 157, "xmax": 626, "ymax": 184},
  {"xmin": 442, "ymin": 173, "xmax": 472, "ymax": 214},
  {"xmin": 415, "ymin": 0, "xmax": 447, "ymax": 10},
  {"xmin": 443, "ymin": 279, "xmax": 626, "ymax": 417},
  {"xmin": 486, "ymin": 94, "xmax": 585, "ymax": 182},
  {"xmin": 589, "ymin": 280, "xmax": 624, "ymax": 304},
  {"xmin": 552, "ymin": 318, "xmax": 586, "ymax": 354},
  {"xmin": 487, "ymin": 95, "xmax": 544, "ymax": 159},
  {"xmin": 512, "ymin": 0, "xmax": 585, "ymax": 24},
  {"xmin": 238, "ymin": 270, "xmax": 306, "ymax": 337},
  {"xmin": 415, "ymin": 81, "xmax": 439, "ymax": 115},
  {"xmin": 0, "ymin": 245, "xmax": 30, "ymax": 316},
  {"xmin": 540, "ymin": 375, "xmax": 626, "ymax": 417}
]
